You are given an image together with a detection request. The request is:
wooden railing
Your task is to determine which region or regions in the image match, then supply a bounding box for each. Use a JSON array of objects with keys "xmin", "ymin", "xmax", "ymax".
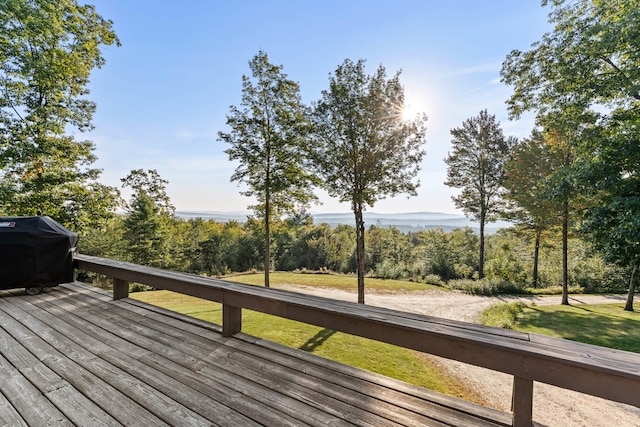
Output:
[{"xmin": 74, "ymin": 254, "xmax": 640, "ymax": 427}]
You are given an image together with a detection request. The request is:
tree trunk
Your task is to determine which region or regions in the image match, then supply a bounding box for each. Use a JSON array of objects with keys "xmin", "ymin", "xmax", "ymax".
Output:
[
  {"xmin": 624, "ymin": 265, "xmax": 638, "ymax": 312},
  {"xmin": 478, "ymin": 219, "xmax": 485, "ymax": 279},
  {"xmin": 561, "ymin": 200, "xmax": 569, "ymax": 305},
  {"xmin": 532, "ymin": 228, "xmax": 541, "ymax": 289},
  {"xmin": 264, "ymin": 188, "xmax": 270, "ymax": 288},
  {"xmin": 354, "ymin": 204, "xmax": 366, "ymax": 304}
]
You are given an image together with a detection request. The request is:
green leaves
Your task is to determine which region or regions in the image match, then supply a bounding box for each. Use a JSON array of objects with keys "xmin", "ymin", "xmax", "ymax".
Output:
[
  {"xmin": 121, "ymin": 169, "xmax": 175, "ymax": 268},
  {"xmin": 578, "ymin": 108, "xmax": 640, "ymax": 267},
  {"xmin": 218, "ymin": 50, "xmax": 318, "ymax": 218},
  {"xmin": 312, "ymin": 59, "xmax": 428, "ymax": 207},
  {"xmin": 311, "ymin": 58, "xmax": 428, "ymax": 302},
  {"xmin": 218, "ymin": 50, "xmax": 320, "ymax": 286},
  {"xmin": 444, "ymin": 109, "xmax": 514, "ymax": 223},
  {"xmin": 501, "ymin": 0, "xmax": 640, "ymax": 278},
  {"xmin": 444, "ymin": 109, "xmax": 515, "ymax": 279},
  {"xmin": 504, "ymin": 130, "xmax": 561, "ymax": 228},
  {"xmin": 0, "ymin": 0, "xmax": 120, "ymax": 231},
  {"xmin": 502, "ymin": 0, "xmax": 640, "ymax": 119}
]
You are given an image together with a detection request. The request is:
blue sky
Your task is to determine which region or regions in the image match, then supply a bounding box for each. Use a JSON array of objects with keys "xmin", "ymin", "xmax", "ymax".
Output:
[{"xmin": 85, "ymin": 1, "xmax": 551, "ymax": 214}]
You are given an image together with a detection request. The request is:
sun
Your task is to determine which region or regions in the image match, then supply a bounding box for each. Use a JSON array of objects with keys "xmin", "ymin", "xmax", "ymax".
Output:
[{"xmin": 401, "ymin": 103, "xmax": 420, "ymax": 121}]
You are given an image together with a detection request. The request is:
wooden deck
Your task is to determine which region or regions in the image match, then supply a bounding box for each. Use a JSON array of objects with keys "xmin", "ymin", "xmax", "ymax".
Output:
[{"xmin": 0, "ymin": 282, "xmax": 512, "ymax": 427}]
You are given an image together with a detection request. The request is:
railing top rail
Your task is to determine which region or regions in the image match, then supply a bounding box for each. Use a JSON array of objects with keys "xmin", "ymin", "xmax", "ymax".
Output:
[{"xmin": 74, "ymin": 253, "xmax": 640, "ymax": 409}]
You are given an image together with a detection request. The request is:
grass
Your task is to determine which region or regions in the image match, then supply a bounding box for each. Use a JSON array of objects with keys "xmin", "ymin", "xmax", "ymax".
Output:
[
  {"xmin": 478, "ymin": 301, "xmax": 527, "ymax": 329},
  {"xmin": 479, "ymin": 301, "xmax": 640, "ymax": 353},
  {"xmin": 222, "ymin": 271, "xmax": 441, "ymax": 292},
  {"xmin": 130, "ymin": 288, "xmax": 481, "ymax": 403},
  {"xmin": 515, "ymin": 304, "xmax": 640, "ymax": 353},
  {"xmin": 130, "ymin": 270, "xmax": 639, "ymax": 406}
]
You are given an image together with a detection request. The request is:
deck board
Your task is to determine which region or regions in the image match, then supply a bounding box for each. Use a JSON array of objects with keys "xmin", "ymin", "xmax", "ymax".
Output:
[
  {"xmin": 0, "ymin": 282, "xmax": 511, "ymax": 427},
  {"xmin": 64, "ymin": 285, "xmax": 499, "ymax": 426}
]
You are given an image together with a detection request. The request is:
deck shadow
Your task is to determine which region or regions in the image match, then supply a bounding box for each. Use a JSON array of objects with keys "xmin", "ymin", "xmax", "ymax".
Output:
[{"xmin": 299, "ymin": 328, "xmax": 337, "ymax": 351}]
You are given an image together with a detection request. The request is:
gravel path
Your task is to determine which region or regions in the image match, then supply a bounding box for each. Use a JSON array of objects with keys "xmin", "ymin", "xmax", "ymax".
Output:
[{"xmin": 275, "ymin": 284, "xmax": 640, "ymax": 427}]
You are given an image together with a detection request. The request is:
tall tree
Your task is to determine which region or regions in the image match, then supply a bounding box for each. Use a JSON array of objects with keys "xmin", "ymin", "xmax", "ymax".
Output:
[
  {"xmin": 501, "ymin": 0, "xmax": 640, "ymax": 307},
  {"xmin": 504, "ymin": 130, "xmax": 560, "ymax": 288},
  {"xmin": 218, "ymin": 51, "xmax": 317, "ymax": 288},
  {"xmin": 544, "ymin": 126, "xmax": 580, "ymax": 305},
  {"xmin": 121, "ymin": 169, "xmax": 174, "ymax": 268},
  {"xmin": 121, "ymin": 169, "xmax": 174, "ymax": 214},
  {"xmin": 312, "ymin": 59, "xmax": 427, "ymax": 303},
  {"xmin": 0, "ymin": 0, "xmax": 120, "ymax": 231},
  {"xmin": 578, "ymin": 108, "xmax": 640, "ymax": 310},
  {"xmin": 444, "ymin": 110, "xmax": 515, "ymax": 279}
]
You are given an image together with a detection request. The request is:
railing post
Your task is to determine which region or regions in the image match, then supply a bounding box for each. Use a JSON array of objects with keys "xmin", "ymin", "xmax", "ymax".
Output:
[
  {"xmin": 223, "ymin": 304, "xmax": 242, "ymax": 337},
  {"xmin": 512, "ymin": 376, "xmax": 533, "ymax": 426},
  {"xmin": 113, "ymin": 278, "xmax": 129, "ymax": 300}
]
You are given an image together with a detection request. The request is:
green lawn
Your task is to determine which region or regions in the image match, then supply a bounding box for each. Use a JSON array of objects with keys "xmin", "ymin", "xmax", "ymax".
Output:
[
  {"xmin": 515, "ymin": 304, "xmax": 640, "ymax": 353},
  {"xmin": 131, "ymin": 272, "xmax": 640, "ymax": 406},
  {"xmin": 130, "ymin": 281, "xmax": 479, "ymax": 403}
]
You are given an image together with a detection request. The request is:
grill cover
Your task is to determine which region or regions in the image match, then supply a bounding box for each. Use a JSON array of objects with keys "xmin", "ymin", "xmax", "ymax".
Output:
[{"xmin": 0, "ymin": 216, "xmax": 78, "ymax": 290}]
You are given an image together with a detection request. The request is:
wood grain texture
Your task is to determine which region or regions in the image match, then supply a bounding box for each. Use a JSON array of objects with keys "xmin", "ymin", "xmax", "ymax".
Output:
[
  {"xmin": 0, "ymin": 281, "xmax": 511, "ymax": 426},
  {"xmin": 75, "ymin": 254, "xmax": 640, "ymax": 408}
]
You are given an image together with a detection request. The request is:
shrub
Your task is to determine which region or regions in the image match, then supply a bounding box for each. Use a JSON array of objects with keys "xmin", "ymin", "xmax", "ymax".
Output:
[
  {"xmin": 374, "ymin": 259, "xmax": 408, "ymax": 280},
  {"xmin": 446, "ymin": 277, "xmax": 529, "ymax": 296},
  {"xmin": 447, "ymin": 278, "xmax": 496, "ymax": 296},
  {"xmin": 423, "ymin": 274, "xmax": 444, "ymax": 286},
  {"xmin": 129, "ymin": 282, "xmax": 155, "ymax": 293},
  {"xmin": 523, "ymin": 285, "xmax": 583, "ymax": 295},
  {"xmin": 495, "ymin": 281, "xmax": 527, "ymax": 295},
  {"xmin": 479, "ymin": 302, "xmax": 527, "ymax": 329}
]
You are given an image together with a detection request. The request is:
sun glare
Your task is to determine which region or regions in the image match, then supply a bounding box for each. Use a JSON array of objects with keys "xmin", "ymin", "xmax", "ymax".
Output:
[{"xmin": 401, "ymin": 103, "xmax": 420, "ymax": 121}]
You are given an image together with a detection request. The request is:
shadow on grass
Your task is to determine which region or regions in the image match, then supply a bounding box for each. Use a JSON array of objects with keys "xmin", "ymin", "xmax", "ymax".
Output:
[
  {"xmin": 520, "ymin": 306, "xmax": 640, "ymax": 353},
  {"xmin": 299, "ymin": 328, "xmax": 337, "ymax": 352}
]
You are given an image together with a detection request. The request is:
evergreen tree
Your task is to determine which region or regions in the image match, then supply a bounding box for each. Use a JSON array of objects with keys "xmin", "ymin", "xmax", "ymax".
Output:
[{"xmin": 121, "ymin": 169, "xmax": 174, "ymax": 268}]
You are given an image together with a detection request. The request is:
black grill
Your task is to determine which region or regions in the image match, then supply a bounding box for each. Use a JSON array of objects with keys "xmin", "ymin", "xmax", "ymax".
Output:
[{"xmin": 0, "ymin": 216, "xmax": 78, "ymax": 294}]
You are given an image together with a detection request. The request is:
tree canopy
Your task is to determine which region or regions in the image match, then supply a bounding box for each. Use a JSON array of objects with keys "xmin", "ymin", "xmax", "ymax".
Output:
[
  {"xmin": 501, "ymin": 0, "xmax": 640, "ymax": 309},
  {"xmin": 218, "ymin": 50, "xmax": 317, "ymax": 287},
  {"xmin": 444, "ymin": 109, "xmax": 515, "ymax": 278},
  {"xmin": 0, "ymin": 0, "xmax": 121, "ymax": 231},
  {"xmin": 121, "ymin": 169, "xmax": 174, "ymax": 268},
  {"xmin": 501, "ymin": 0, "xmax": 640, "ymax": 119},
  {"xmin": 504, "ymin": 130, "xmax": 560, "ymax": 288},
  {"xmin": 312, "ymin": 58, "xmax": 427, "ymax": 303}
]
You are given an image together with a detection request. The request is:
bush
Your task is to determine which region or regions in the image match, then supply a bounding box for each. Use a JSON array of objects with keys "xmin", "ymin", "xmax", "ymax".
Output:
[
  {"xmin": 423, "ymin": 274, "xmax": 444, "ymax": 286},
  {"xmin": 374, "ymin": 259, "xmax": 408, "ymax": 280},
  {"xmin": 446, "ymin": 278, "xmax": 526, "ymax": 296},
  {"xmin": 129, "ymin": 282, "xmax": 155, "ymax": 293},
  {"xmin": 447, "ymin": 278, "xmax": 496, "ymax": 296},
  {"xmin": 484, "ymin": 257, "xmax": 527, "ymax": 284},
  {"xmin": 523, "ymin": 285, "xmax": 583, "ymax": 295},
  {"xmin": 495, "ymin": 281, "xmax": 527, "ymax": 295},
  {"xmin": 479, "ymin": 302, "xmax": 527, "ymax": 329}
]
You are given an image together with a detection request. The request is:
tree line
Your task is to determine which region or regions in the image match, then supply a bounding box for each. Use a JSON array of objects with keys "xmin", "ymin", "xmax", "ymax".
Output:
[
  {"xmin": 78, "ymin": 172, "xmax": 627, "ymax": 296},
  {"xmin": 1, "ymin": 0, "xmax": 638, "ymax": 309}
]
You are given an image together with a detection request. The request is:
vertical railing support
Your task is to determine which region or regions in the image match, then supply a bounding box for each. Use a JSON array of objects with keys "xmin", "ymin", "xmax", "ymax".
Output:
[
  {"xmin": 512, "ymin": 376, "xmax": 534, "ymax": 426},
  {"xmin": 113, "ymin": 278, "xmax": 129, "ymax": 300},
  {"xmin": 223, "ymin": 304, "xmax": 242, "ymax": 337}
]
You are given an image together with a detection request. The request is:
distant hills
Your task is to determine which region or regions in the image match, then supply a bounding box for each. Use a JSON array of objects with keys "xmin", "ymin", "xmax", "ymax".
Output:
[{"xmin": 175, "ymin": 210, "xmax": 511, "ymax": 234}]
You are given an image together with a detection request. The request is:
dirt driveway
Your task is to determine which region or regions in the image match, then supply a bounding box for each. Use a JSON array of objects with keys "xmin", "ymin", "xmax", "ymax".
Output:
[{"xmin": 276, "ymin": 284, "xmax": 640, "ymax": 427}]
